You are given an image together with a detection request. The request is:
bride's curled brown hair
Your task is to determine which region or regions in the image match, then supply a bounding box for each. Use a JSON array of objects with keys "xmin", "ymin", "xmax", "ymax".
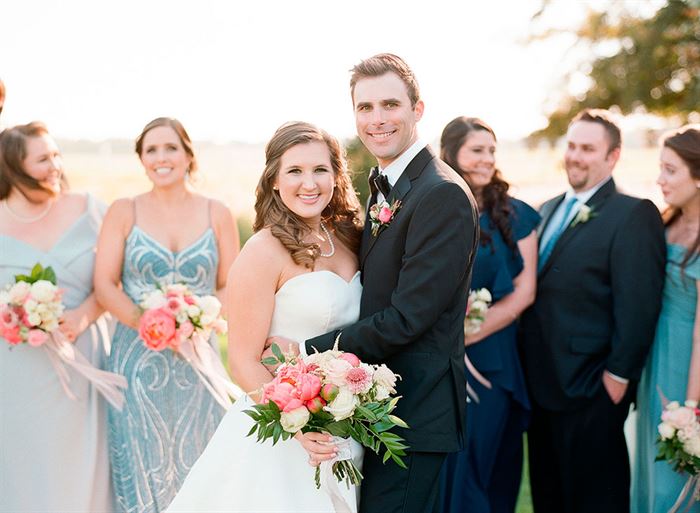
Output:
[{"xmin": 253, "ymin": 121, "xmax": 363, "ymax": 268}]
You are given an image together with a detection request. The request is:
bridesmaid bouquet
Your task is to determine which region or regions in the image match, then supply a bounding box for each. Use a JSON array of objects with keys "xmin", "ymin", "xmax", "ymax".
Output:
[
  {"xmin": 656, "ymin": 399, "xmax": 700, "ymax": 511},
  {"xmin": 0, "ymin": 263, "xmax": 127, "ymax": 409},
  {"xmin": 138, "ymin": 284, "xmax": 240, "ymax": 408},
  {"xmin": 246, "ymin": 341, "xmax": 408, "ymax": 499},
  {"xmin": 464, "ymin": 288, "xmax": 492, "ymax": 335}
]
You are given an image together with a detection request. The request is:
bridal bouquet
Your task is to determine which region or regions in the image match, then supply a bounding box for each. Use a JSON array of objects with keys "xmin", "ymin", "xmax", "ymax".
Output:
[
  {"xmin": 464, "ymin": 288, "xmax": 492, "ymax": 336},
  {"xmin": 0, "ymin": 263, "xmax": 127, "ymax": 409},
  {"xmin": 138, "ymin": 284, "xmax": 240, "ymax": 408},
  {"xmin": 246, "ymin": 343, "xmax": 408, "ymax": 492},
  {"xmin": 656, "ymin": 400, "xmax": 700, "ymax": 511}
]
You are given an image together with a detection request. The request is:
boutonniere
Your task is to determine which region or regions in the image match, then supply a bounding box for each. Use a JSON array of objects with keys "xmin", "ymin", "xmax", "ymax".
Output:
[
  {"xmin": 570, "ymin": 204, "xmax": 597, "ymax": 227},
  {"xmin": 369, "ymin": 200, "xmax": 402, "ymax": 236}
]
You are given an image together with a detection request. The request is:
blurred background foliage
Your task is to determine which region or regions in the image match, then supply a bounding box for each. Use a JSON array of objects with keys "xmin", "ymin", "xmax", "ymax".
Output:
[{"xmin": 528, "ymin": 0, "xmax": 700, "ymax": 146}]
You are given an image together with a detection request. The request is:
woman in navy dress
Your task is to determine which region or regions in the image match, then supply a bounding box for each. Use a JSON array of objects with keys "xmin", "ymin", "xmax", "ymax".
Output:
[{"xmin": 439, "ymin": 117, "xmax": 539, "ymax": 513}]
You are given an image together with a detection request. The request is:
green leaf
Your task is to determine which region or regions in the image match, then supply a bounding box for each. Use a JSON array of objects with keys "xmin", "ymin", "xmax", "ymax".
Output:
[
  {"xmin": 356, "ymin": 405, "xmax": 378, "ymax": 422},
  {"xmin": 261, "ymin": 357, "xmax": 278, "ymax": 366},
  {"xmin": 14, "ymin": 274, "xmax": 30, "ymax": 283},
  {"xmin": 271, "ymin": 343, "xmax": 285, "ymax": 363},
  {"xmin": 388, "ymin": 415, "xmax": 409, "ymax": 428},
  {"xmin": 246, "ymin": 424, "xmax": 258, "ymax": 437},
  {"xmin": 42, "ymin": 266, "xmax": 57, "ymax": 284},
  {"xmin": 391, "ymin": 452, "xmax": 408, "ymax": 469},
  {"xmin": 30, "ymin": 263, "xmax": 42, "ymax": 281}
]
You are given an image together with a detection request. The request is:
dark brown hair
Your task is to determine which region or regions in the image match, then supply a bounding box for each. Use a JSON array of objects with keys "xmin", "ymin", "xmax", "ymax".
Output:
[
  {"xmin": 253, "ymin": 121, "xmax": 362, "ymax": 268},
  {"xmin": 441, "ymin": 116, "xmax": 514, "ymax": 252},
  {"xmin": 0, "ymin": 121, "xmax": 68, "ymax": 201},
  {"xmin": 135, "ymin": 117, "xmax": 198, "ymax": 177},
  {"xmin": 662, "ymin": 125, "xmax": 700, "ymax": 270},
  {"xmin": 571, "ymin": 109, "xmax": 622, "ymax": 154},
  {"xmin": 350, "ymin": 53, "xmax": 420, "ymax": 107}
]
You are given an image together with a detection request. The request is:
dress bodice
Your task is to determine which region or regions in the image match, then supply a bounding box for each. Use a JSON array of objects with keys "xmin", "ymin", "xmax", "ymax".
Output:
[
  {"xmin": 269, "ymin": 270, "xmax": 362, "ymax": 343},
  {"xmin": 660, "ymin": 244, "xmax": 700, "ymax": 322},
  {"xmin": 121, "ymin": 226, "xmax": 218, "ymax": 303}
]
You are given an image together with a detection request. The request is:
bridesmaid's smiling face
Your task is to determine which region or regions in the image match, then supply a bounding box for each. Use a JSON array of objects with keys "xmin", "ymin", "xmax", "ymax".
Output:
[
  {"xmin": 22, "ymin": 134, "xmax": 63, "ymax": 195},
  {"xmin": 139, "ymin": 126, "xmax": 192, "ymax": 187},
  {"xmin": 456, "ymin": 130, "xmax": 496, "ymax": 194},
  {"xmin": 274, "ymin": 141, "xmax": 335, "ymax": 225},
  {"xmin": 657, "ymin": 146, "xmax": 699, "ymax": 209}
]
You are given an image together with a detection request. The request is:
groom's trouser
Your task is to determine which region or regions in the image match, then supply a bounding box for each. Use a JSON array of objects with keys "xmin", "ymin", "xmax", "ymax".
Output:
[
  {"xmin": 359, "ymin": 450, "xmax": 446, "ymax": 513},
  {"xmin": 528, "ymin": 387, "xmax": 633, "ymax": 513}
]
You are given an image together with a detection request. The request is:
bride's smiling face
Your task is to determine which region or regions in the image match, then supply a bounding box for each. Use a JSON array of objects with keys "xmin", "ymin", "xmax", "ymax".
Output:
[{"xmin": 274, "ymin": 141, "xmax": 336, "ymax": 224}]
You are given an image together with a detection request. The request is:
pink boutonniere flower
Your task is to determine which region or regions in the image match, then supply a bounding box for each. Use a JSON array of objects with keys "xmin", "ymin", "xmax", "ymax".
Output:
[{"xmin": 369, "ymin": 200, "xmax": 401, "ymax": 236}]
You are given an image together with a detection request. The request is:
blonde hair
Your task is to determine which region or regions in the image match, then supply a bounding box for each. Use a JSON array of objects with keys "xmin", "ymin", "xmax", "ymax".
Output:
[{"xmin": 253, "ymin": 122, "xmax": 362, "ymax": 268}]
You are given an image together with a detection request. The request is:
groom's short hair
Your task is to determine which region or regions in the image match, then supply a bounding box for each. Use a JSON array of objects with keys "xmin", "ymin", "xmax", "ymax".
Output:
[
  {"xmin": 571, "ymin": 109, "xmax": 621, "ymax": 154},
  {"xmin": 350, "ymin": 53, "xmax": 420, "ymax": 107}
]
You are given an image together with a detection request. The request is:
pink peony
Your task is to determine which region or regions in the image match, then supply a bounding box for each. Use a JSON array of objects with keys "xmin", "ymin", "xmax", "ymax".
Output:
[
  {"xmin": 378, "ymin": 207, "xmax": 393, "ymax": 224},
  {"xmin": 345, "ymin": 366, "xmax": 373, "ymax": 394},
  {"xmin": 27, "ymin": 329, "xmax": 48, "ymax": 347},
  {"xmin": 340, "ymin": 352, "xmax": 361, "ymax": 367},
  {"xmin": 320, "ymin": 383, "xmax": 339, "ymax": 402},
  {"xmin": 1, "ymin": 325, "xmax": 22, "ymax": 345},
  {"xmin": 139, "ymin": 308, "xmax": 177, "ymax": 351},
  {"xmin": 305, "ymin": 396, "xmax": 326, "ymax": 414},
  {"xmin": 183, "ymin": 295, "xmax": 196, "ymax": 305},
  {"xmin": 0, "ymin": 306, "xmax": 19, "ymax": 330},
  {"xmin": 262, "ymin": 381, "xmax": 298, "ymax": 411},
  {"xmin": 166, "ymin": 297, "xmax": 184, "ymax": 315},
  {"xmin": 296, "ymin": 373, "xmax": 322, "ymax": 401},
  {"xmin": 662, "ymin": 406, "xmax": 698, "ymax": 429},
  {"xmin": 282, "ymin": 398, "xmax": 305, "ymax": 413}
]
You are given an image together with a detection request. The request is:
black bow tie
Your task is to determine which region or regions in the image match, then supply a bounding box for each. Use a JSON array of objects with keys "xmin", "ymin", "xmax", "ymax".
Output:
[{"xmin": 368, "ymin": 167, "xmax": 392, "ymax": 198}]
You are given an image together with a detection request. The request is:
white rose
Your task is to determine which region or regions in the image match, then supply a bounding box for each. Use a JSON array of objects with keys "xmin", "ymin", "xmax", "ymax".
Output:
[
  {"xmin": 186, "ymin": 304, "xmax": 201, "ymax": 317},
  {"xmin": 196, "ymin": 296, "xmax": 221, "ymax": 318},
  {"xmin": 470, "ymin": 300, "xmax": 488, "ymax": 314},
  {"xmin": 141, "ymin": 290, "xmax": 166, "ymax": 310},
  {"xmin": 30, "ymin": 280, "xmax": 57, "ymax": 303},
  {"xmin": 9, "ymin": 282, "xmax": 32, "ymax": 303},
  {"xmin": 305, "ymin": 350, "xmax": 338, "ymax": 368},
  {"xmin": 324, "ymin": 387, "xmax": 358, "ymax": 421},
  {"xmin": 27, "ymin": 313, "xmax": 42, "ymax": 326},
  {"xmin": 684, "ymin": 436, "xmax": 700, "ymax": 458},
  {"xmin": 280, "ymin": 406, "xmax": 310, "ymax": 433},
  {"xmin": 23, "ymin": 299, "xmax": 38, "ymax": 313},
  {"xmin": 323, "ymin": 359, "xmax": 353, "ymax": 387},
  {"xmin": 0, "ymin": 289, "xmax": 10, "ymax": 304},
  {"xmin": 658, "ymin": 422, "xmax": 676, "ymax": 440},
  {"xmin": 176, "ymin": 311, "xmax": 189, "ymax": 324},
  {"xmin": 373, "ymin": 364, "xmax": 397, "ymax": 391},
  {"xmin": 36, "ymin": 303, "xmax": 49, "ymax": 316},
  {"xmin": 43, "ymin": 319, "xmax": 59, "ymax": 332},
  {"xmin": 475, "ymin": 288, "xmax": 492, "ymax": 303},
  {"xmin": 199, "ymin": 314, "xmax": 214, "ymax": 326},
  {"xmin": 667, "ymin": 401, "xmax": 681, "ymax": 411}
]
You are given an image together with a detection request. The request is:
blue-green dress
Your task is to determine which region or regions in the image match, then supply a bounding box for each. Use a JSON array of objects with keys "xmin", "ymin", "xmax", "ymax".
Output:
[
  {"xmin": 632, "ymin": 243, "xmax": 700, "ymax": 513},
  {"xmin": 107, "ymin": 226, "xmax": 225, "ymax": 513}
]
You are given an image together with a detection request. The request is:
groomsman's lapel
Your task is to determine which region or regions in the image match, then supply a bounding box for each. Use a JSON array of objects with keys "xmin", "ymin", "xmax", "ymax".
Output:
[
  {"xmin": 361, "ymin": 146, "xmax": 433, "ymax": 265},
  {"xmin": 539, "ymin": 178, "xmax": 617, "ymax": 276},
  {"xmin": 537, "ymin": 194, "xmax": 566, "ymax": 243}
]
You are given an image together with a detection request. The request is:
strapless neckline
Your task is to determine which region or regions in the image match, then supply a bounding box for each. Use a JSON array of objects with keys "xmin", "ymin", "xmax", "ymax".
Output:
[{"xmin": 276, "ymin": 270, "xmax": 361, "ymax": 296}]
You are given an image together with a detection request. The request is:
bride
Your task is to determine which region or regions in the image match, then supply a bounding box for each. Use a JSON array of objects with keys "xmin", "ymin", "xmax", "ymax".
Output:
[{"xmin": 167, "ymin": 121, "xmax": 365, "ymax": 512}]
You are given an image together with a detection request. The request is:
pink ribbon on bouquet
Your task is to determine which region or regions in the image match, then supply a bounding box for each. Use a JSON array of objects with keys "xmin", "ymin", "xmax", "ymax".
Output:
[
  {"xmin": 320, "ymin": 436, "xmax": 356, "ymax": 513},
  {"xmin": 44, "ymin": 331, "xmax": 128, "ymax": 410},
  {"xmin": 668, "ymin": 474, "xmax": 700, "ymax": 513},
  {"xmin": 464, "ymin": 353, "xmax": 492, "ymax": 404},
  {"xmin": 177, "ymin": 333, "xmax": 242, "ymax": 409}
]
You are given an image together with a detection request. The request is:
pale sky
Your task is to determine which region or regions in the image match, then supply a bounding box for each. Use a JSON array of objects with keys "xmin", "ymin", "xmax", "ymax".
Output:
[{"xmin": 2, "ymin": 0, "xmax": 588, "ymax": 144}]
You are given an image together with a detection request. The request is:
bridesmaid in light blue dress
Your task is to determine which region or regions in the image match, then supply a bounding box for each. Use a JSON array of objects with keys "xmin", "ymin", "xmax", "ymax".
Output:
[
  {"xmin": 94, "ymin": 118, "xmax": 240, "ymax": 513},
  {"xmin": 0, "ymin": 122, "xmax": 113, "ymax": 511},
  {"xmin": 632, "ymin": 126, "xmax": 700, "ymax": 513}
]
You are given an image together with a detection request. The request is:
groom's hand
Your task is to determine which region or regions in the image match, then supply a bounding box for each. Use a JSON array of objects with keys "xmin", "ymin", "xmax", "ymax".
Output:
[{"xmin": 602, "ymin": 370, "xmax": 628, "ymax": 404}]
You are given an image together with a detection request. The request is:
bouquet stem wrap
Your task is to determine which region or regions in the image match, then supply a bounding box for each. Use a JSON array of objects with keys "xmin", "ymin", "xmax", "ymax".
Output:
[
  {"xmin": 319, "ymin": 436, "xmax": 360, "ymax": 513},
  {"xmin": 177, "ymin": 333, "xmax": 242, "ymax": 409},
  {"xmin": 45, "ymin": 331, "xmax": 127, "ymax": 410}
]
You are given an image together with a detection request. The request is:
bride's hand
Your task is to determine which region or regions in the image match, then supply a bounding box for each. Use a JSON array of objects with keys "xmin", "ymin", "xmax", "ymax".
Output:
[{"xmin": 294, "ymin": 431, "xmax": 337, "ymax": 467}]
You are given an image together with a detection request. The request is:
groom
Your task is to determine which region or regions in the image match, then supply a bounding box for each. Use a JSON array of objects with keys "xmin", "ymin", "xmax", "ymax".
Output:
[{"xmin": 296, "ymin": 54, "xmax": 477, "ymax": 513}]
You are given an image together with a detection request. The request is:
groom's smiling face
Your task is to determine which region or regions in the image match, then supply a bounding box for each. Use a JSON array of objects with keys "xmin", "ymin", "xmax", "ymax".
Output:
[{"xmin": 353, "ymin": 72, "xmax": 424, "ymax": 169}]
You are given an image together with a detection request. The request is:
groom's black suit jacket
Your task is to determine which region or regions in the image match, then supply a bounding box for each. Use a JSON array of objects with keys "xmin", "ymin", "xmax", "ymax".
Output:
[
  {"xmin": 519, "ymin": 178, "xmax": 666, "ymax": 412},
  {"xmin": 307, "ymin": 146, "xmax": 479, "ymax": 452}
]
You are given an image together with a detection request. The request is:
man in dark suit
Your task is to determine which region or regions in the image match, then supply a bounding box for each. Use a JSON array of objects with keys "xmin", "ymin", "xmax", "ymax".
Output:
[
  {"xmin": 519, "ymin": 109, "xmax": 665, "ymax": 513},
  {"xmin": 270, "ymin": 54, "xmax": 479, "ymax": 513}
]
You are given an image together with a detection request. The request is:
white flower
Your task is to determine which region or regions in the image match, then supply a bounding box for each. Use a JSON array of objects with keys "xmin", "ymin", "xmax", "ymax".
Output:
[
  {"xmin": 196, "ymin": 296, "xmax": 221, "ymax": 318},
  {"xmin": 470, "ymin": 300, "xmax": 488, "ymax": 315},
  {"xmin": 199, "ymin": 314, "xmax": 214, "ymax": 326},
  {"xmin": 475, "ymin": 288, "xmax": 492, "ymax": 303},
  {"xmin": 323, "ymin": 358, "xmax": 353, "ymax": 387},
  {"xmin": 667, "ymin": 401, "xmax": 681, "ymax": 411},
  {"xmin": 280, "ymin": 406, "xmax": 310, "ymax": 433},
  {"xmin": 373, "ymin": 364, "xmax": 397, "ymax": 391},
  {"xmin": 27, "ymin": 313, "xmax": 42, "ymax": 326},
  {"xmin": 324, "ymin": 386, "xmax": 358, "ymax": 421},
  {"xmin": 43, "ymin": 319, "xmax": 59, "ymax": 332},
  {"xmin": 9, "ymin": 282, "xmax": 32, "ymax": 303},
  {"xmin": 571, "ymin": 205, "xmax": 595, "ymax": 227},
  {"xmin": 305, "ymin": 350, "xmax": 339, "ymax": 368},
  {"xmin": 176, "ymin": 311, "xmax": 189, "ymax": 324},
  {"xmin": 141, "ymin": 290, "xmax": 167, "ymax": 310},
  {"xmin": 23, "ymin": 299, "xmax": 38, "ymax": 313},
  {"xmin": 0, "ymin": 289, "xmax": 10, "ymax": 304},
  {"xmin": 684, "ymin": 436, "xmax": 700, "ymax": 458},
  {"xmin": 166, "ymin": 283, "xmax": 188, "ymax": 295},
  {"xmin": 186, "ymin": 304, "xmax": 201, "ymax": 317},
  {"xmin": 30, "ymin": 280, "xmax": 57, "ymax": 303},
  {"xmin": 658, "ymin": 422, "xmax": 676, "ymax": 440},
  {"xmin": 374, "ymin": 384, "xmax": 391, "ymax": 401},
  {"xmin": 685, "ymin": 399, "xmax": 699, "ymax": 408}
]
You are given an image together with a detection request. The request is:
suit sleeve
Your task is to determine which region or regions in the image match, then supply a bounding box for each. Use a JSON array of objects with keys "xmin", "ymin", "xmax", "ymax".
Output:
[
  {"xmin": 606, "ymin": 199, "xmax": 665, "ymax": 380},
  {"xmin": 306, "ymin": 180, "xmax": 477, "ymax": 362}
]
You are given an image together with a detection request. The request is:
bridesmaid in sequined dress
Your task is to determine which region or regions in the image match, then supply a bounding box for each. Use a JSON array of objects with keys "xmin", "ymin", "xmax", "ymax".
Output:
[{"xmin": 94, "ymin": 117, "xmax": 239, "ymax": 513}]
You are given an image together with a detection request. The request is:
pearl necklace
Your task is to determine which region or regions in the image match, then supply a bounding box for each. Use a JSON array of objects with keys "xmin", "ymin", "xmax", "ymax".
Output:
[
  {"xmin": 318, "ymin": 221, "xmax": 335, "ymax": 258},
  {"xmin": 2, "ymin": 199, "xmax": 55, "ymax": 224}
]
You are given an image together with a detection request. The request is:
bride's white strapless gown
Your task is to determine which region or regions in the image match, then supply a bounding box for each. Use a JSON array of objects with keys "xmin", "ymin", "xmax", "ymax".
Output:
[{"xmin": 166, "ymin": 270, "xmax": 364, "ymax": 513}]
